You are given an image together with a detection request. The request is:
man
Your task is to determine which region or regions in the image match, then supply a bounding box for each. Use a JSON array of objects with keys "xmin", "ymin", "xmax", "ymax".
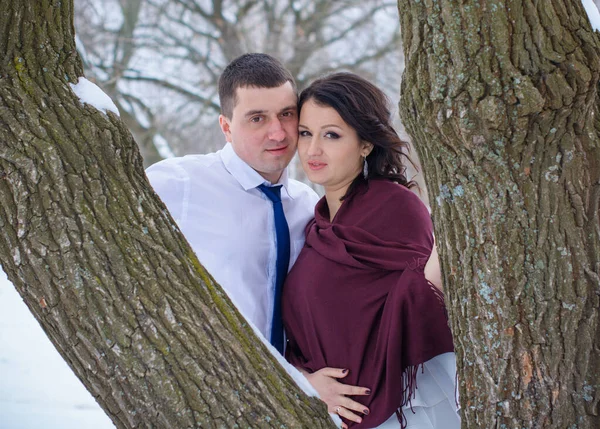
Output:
[
  {"xmin": 149, "ymin": 55, "xmax": 382, "ymax": 427},
  {"xmin": 146, "ymin": 53, "xmax": 319, "ymax": 352}
]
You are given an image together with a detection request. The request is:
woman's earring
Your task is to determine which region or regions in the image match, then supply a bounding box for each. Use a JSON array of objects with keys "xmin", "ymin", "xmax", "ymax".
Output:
[{"xmin": 363, "ymin": 156, "xmax": 369, "ymax": 179}]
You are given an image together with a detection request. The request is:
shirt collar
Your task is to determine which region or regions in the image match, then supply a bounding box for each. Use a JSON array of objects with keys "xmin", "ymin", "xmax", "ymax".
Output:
[{"xmin": 220, "ymin": 142, "xmax": 293, "ymax": 199}]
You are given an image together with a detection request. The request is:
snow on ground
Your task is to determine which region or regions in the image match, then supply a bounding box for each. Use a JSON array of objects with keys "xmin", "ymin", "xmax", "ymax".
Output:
[{"xmin": 0, "ymin": 269, "xmax": 115, "ymax": 429}]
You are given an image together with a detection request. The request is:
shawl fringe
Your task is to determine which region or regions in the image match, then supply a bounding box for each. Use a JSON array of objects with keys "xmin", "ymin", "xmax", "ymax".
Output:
[
  {"xmin": 427, "ymin": 280, "xmax": 448, "ymax": 318},
  {"xmin": 395, "ymin": 363, "xmax": 425, "ymax": 428},
  {"xmin": 395, "ymin": 282, "xmax": 448, "ymax": 428}
]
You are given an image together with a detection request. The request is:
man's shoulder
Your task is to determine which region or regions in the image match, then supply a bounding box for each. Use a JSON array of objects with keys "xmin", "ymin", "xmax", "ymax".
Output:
[
  {"xmin": 146, "ymin": 151, "xmax": 226, "ymax": 181},
  {"xmin": 148, "ymin": 151, "xmax": 222, "ymax": 170}
]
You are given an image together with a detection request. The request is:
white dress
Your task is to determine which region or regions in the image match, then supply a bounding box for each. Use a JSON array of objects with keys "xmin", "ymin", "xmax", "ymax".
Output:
[{"xmin": 375, "ymin": 353, "xmax": 460, "ymax": 429}]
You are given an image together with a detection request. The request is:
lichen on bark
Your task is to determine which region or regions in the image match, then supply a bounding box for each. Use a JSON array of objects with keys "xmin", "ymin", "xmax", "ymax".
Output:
[{"xmin": 397, "ymin": 0, "xmax": 600, "ymax": 427}]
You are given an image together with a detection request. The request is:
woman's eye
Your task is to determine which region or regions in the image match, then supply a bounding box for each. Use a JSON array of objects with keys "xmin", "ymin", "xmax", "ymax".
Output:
[
  {"xmin": 299, "ymin": 130, "xmax": 311, "ymax": 137},
  {"xmin": 325, "ymin": 132, "xmax": 340, "ymax": 139}
]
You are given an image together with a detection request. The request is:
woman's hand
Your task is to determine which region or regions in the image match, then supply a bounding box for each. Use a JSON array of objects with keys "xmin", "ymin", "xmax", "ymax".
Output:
[{"xmin": 303, "ymin": 367, "xmax": 371, "ymax": 428}]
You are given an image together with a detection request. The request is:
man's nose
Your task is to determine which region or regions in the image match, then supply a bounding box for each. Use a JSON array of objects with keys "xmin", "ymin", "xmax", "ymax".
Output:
[{"xmin": 268, "ymin": 119, "xmax": 286, "ymax": 142}]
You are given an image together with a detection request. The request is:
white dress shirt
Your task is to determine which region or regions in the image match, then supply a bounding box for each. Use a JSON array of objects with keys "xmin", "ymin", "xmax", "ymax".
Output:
[{"xmin": 146, "ymin": 143, "xmax": 319, "ymax": 338}]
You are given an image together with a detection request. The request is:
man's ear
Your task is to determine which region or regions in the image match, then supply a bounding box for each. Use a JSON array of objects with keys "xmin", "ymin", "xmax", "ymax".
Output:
[{"xmin": 219, "ymin": 115, "xmax": 233, "ymax": 142}]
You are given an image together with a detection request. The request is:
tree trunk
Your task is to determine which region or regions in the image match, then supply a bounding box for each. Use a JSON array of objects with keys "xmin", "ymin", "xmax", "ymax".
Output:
[
  {"xmin": 0, "ymin": 1, "xmax": 333, "ymax": 428},
  {"xmin": 397, "ymin": 0, "xmax": 600, "ymax": 427}
]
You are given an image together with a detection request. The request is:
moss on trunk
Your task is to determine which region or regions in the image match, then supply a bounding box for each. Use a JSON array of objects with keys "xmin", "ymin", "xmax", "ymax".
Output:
[{"xmin": 0, "ymin": 1, "xmax": 334, "ymax": 427}]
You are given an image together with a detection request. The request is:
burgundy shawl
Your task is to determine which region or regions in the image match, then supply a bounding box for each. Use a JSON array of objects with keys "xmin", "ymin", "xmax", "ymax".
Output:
[{"xmin": 282, "ymin": 179, "xmax": 454, "ymax": 428}]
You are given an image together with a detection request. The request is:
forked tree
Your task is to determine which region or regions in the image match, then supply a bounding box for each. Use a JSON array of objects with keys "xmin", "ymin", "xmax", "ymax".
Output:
[{"xmin": 0, "ymin": 0, "xmax": 598, "ymax": 428}]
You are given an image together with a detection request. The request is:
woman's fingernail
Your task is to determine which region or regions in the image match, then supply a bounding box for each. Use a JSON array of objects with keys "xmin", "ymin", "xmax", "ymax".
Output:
[
  {"xmin": 342, "ymin": 368, "xmax": 348, "ymax": 374},
  {"xmin": 365, "ymin": 389, "xmax": 371, "ymax": 395},
  {"xmin": 364, "ymin": 409, "xmax": 370, "ymax": 415}
]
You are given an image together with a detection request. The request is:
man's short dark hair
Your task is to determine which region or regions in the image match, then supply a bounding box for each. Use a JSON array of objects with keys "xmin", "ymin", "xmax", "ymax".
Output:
[{"xmin": 218, "ymin": 53, "xmax": 296, "ymax": 118}]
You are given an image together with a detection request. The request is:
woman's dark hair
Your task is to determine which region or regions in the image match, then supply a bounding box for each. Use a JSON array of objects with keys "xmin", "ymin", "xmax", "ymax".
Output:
[{"xmin": 298, "ymin": 72, "xmax": 415, "ymax": 200}]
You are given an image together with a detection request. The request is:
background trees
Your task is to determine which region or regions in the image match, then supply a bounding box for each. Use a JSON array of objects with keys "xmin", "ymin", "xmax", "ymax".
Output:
[{"xmin": 74, "ymin": 0, "xmax": 403, "ymax": 167}]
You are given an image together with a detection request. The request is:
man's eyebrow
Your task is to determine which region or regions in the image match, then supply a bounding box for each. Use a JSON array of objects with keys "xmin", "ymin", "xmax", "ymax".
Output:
[
  {"xmin": 244, "ymin": 109, "xmax": 266, "ymax": 118},
  {"xmin": 244, "ymin": 105, "xmax": 297, "ymax": 118},
  {"xmin": 279, "ymin": 104, "xmax": 297, "ymax": 113}
]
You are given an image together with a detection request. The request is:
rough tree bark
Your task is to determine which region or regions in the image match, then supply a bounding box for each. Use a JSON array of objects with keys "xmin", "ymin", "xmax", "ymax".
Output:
[
  {"xmin": 397, "ymin": 0, "xmax": 600, "ymax": 427},
  {"xmin": 0, "ymin": 1, "xmax": 334, "ymax": 428}
]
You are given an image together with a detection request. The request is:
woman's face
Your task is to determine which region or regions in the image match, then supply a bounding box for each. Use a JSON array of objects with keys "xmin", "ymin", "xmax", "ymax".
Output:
[{"xmin": 298, "ymin": 99, "xmax": 372, "ymax": 194}]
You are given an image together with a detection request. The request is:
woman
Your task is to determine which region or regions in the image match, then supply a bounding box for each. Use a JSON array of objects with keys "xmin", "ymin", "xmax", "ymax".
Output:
[{"xmin": 281, "ymin": 73, "xmax": 459, "ymax": 429}]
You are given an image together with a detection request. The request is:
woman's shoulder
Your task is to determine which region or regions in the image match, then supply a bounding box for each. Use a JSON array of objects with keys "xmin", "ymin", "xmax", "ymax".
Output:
[
  {"xmin": 367, "ymin": 179, "xmax": 429, "ymax": 215},
  {"xmin": 361, "ymin": 179, "xmax": 433, "ymax": 244}
]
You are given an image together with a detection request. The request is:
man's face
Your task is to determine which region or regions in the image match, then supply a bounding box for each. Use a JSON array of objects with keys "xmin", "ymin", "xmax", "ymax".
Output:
[{"xmin": 219, "ymin": 82, "xmax": 298, "ymax": 183}]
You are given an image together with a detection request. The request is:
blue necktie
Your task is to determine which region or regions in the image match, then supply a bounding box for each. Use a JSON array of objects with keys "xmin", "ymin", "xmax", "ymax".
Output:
[{"xmin": 258, "ymin": 184, "xmax": 290, "ymax": 354}]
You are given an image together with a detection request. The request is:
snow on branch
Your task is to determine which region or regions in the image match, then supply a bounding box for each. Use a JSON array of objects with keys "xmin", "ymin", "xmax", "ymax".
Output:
[{"xmin": 69, "ymin": 77, "xmax": 120, "ymax": 116}]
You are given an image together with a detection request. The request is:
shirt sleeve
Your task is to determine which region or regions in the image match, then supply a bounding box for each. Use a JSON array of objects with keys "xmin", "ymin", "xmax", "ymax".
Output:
[{"xmin": 145, "ymin": 159, "xmax": 190, "ymax": 226}]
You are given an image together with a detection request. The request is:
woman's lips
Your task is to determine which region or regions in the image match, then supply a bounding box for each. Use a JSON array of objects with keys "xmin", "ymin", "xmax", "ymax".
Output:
[{"xmin": 307, "ymin": 161, "xmax": 327, "ymax": 171}]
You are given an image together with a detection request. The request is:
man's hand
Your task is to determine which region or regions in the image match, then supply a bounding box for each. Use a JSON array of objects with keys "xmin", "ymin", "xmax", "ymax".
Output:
[{"xmin": 303, "ymin": 367, "xmax": 371, "ymax": 428}]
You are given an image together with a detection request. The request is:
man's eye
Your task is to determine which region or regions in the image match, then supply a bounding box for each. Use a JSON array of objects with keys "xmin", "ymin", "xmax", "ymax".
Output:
[
  {"xmin": 281, "ymin": 111, "xmax": 294, "ymax": 117},
  {"xmin": 250, "ymin": 116, "xmax": 263, "ymax": 123}
]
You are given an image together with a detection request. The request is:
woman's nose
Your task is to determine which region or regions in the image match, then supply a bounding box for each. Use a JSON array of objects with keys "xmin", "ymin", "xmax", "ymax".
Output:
[{"xmin": 306, "ymin": 137, "xmax": 321, "ymax": 155}]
